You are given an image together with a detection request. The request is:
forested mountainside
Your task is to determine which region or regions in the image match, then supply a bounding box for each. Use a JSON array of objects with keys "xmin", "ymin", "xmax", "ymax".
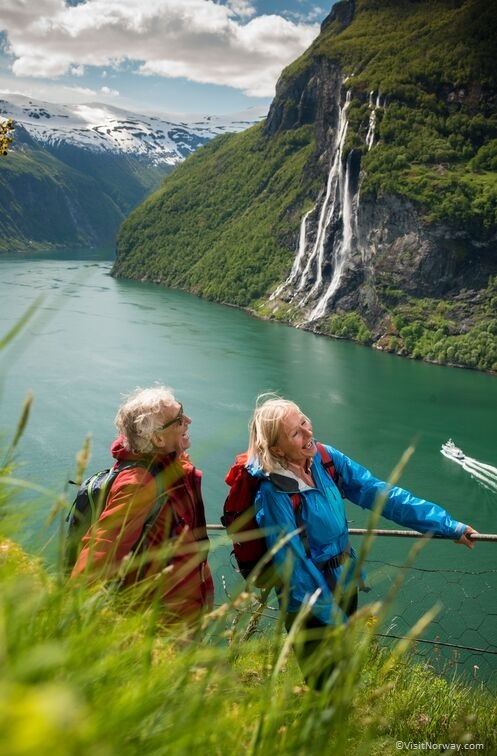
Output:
[
  {"xmin": 114, "ymin": 0, "xmax": 497, "ymax": 373},
  {"xmin": 0, "ymin": 97, "xmax": 263, "ymax": 253},
  {"xmin": 0, "ymin": 123, "xmax": 168, "ymax": 252}
]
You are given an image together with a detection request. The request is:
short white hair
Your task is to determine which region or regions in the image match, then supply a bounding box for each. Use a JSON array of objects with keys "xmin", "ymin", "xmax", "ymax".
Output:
[{"xmin": 114, "ymin": 385, "xmax": 178, "ymax": 453}]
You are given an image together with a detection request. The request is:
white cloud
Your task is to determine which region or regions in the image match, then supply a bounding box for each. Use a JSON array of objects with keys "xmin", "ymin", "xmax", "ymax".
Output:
[
  {"xmin": 0, "ymin": 0, "xmax": 319, "ymax": 97},
  {"xmin": 225, "ymin": 1, "xmax": 257, "ymax": 19},
  {"xmin": 100, "ymin": 85, "xmax": 119, "ymax": 97}
]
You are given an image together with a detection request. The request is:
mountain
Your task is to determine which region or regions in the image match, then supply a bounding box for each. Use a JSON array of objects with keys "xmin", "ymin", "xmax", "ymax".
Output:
[
  {"xmin": 0, "ymin": 96, "xmax": 265, "ymax": 252},
  {"xmin": 114, "ymin": 0, "xmax": 497, "ymax": 372}
]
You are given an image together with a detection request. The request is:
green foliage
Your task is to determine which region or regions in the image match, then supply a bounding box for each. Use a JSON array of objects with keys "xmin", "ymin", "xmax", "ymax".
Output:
[
  {"xmin": 115, "ymin": 125, "xmax": 316, "ymax": 306},
  {"xmin": 472, "ymin": 139, "xmax": 497, "ymax": 171},
  {"xmin": 309, "ymin": 0, "xmax": 497, "ymax": 91},
  {"xmin": 380, "ymin": 282, "xmax": 497, "ymax": 371},
  {"xmin": 0, "ymin": 137, "xmax": 170, "ymax": 253},
  {"xmin": 0, "ymin": 533, "xmax": 496, "ymax": 754},
  {"xmin": 114, "ymin": 0, "xmax": 497, "ymax": 371},
  {"xmin": 308, "ymin": 0, "xmax": 497, "ymax": 234},
  {"xmin": 322, "ymin": 312, "xmax": 372, "ymax": 344},
  {"xmin": 0, "ymin": 366, "xmax": 495, "ymax": 753},
  {"xmin": 0, "ymin": 118, "xmax": 14, "ymax": 155}
]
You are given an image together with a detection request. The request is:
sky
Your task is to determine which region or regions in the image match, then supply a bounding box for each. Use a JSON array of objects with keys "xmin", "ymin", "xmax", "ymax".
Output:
[{"xmin": 0, "ymin": 1, "xmax": 333, "ymax": 117}]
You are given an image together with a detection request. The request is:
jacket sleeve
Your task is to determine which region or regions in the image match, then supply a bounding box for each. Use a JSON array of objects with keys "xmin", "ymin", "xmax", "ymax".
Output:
[
  {"xmin": 328, "ymin": 445, "xmax": 467, "ymax": 539},
  {"xmin": 257, "ymin": 482, "xmax": 346, "ymax": 626}
]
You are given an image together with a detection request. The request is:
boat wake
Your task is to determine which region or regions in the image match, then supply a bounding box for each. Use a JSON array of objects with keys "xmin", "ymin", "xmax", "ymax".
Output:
[
  {"xmin": 461, "ymin": 457, "xmax": 497, "ymax": 493},
  {"xmin": 441, "ymin": 440, "xmax": 497, "ymax": 492}
]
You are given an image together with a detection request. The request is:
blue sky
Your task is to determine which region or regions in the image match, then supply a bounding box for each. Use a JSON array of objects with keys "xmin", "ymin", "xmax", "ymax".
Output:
[{"xmin": 0, "ymin": 1, "xmax": 333, "ymax": 116}]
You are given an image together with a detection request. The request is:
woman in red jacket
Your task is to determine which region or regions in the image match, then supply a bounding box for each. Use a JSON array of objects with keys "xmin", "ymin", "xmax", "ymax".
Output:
[{"xmin": 71, "ymin": 385, "xmax": 214, "ymax": 629}]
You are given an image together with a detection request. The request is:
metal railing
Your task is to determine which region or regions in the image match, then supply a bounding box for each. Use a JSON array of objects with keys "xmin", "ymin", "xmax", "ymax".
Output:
[{"xmin": 208, "ymin": 525, "xmax": 497, "ymax": 541}]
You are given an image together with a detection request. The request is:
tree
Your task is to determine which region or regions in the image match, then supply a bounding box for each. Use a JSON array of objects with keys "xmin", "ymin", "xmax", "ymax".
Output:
[{"xmin": 0, "ymin": 119, "xmax": 14, "ymax": 156}]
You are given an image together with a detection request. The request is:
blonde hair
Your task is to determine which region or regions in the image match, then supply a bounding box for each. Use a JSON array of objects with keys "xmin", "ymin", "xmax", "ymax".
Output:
[
  {"xmin": 114, "ymin": 385, "xmax": 178, "ymax": 454},
  {"xmin": 248, "ymin": 393, "xmax": 303, "ymax": 474}
]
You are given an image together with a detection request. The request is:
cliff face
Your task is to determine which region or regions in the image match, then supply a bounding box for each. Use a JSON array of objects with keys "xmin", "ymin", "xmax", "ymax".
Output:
[{"xmin": 263, "ymin": 0, "xmax": 496, "ymax": 366}]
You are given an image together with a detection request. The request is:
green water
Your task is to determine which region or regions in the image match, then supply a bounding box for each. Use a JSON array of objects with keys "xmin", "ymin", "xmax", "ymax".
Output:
[{"xmin": 1, "ymin": 249, "xmax": 496, "ymax": 683}]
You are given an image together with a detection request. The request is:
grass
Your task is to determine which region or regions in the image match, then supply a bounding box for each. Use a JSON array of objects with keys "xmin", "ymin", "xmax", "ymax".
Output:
[
  {"xmin": 0, "ymin": 310, "xmax": 495, "ymax": 754},
  {"xmin": 1, "ymin": 535, "xmax": 496, "ymax": 756}
]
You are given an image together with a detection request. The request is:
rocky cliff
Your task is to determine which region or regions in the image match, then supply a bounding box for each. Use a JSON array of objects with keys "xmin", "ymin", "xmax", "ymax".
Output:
[{"xmin": 263, "ymin": 0, "xmax": 496, "ymax": 369}]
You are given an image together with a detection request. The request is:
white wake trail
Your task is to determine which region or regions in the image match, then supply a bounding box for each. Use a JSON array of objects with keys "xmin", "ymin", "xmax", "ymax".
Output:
[
  {"xmin": 443, "ymin": 452, "xmax": 497, "ymax": 492},
  {"xmin": 461, "ymin": 457, "xmax": 497, "ymax": 492},
  {"xmin": 464, "ymin": 458, "xmax": 497, "ymax": 481}
]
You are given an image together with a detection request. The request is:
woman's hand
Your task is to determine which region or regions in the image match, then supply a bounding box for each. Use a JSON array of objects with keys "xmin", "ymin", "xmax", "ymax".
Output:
[{"xmin": 456, "ymin": 526, "xmax": 478, "ymax": 549}]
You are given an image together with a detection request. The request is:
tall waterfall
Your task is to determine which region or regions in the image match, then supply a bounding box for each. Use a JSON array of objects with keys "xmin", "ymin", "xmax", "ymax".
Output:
[
  {"xmin": 270, "ymin": 90, "xmax": 352, "ymax": 312},
  {"xmin": 270, "ymin": 207, "xmax": 314, "ymax": 299},
  {"xmin": 308, "ymin": 147, "xmax": 358, "ymax": 320},
  {"xmin": 271, "ymin": 88, "xmax": 382, "ymax": 322},
  {"xmin": 366, "ymin": 90, "xmax": 381, "ymax": 151}
]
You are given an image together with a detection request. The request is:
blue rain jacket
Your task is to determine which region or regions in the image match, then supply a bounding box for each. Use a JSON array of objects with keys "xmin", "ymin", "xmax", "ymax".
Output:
[{"xmin": 247, "ymin": 442, "xmax": 467, "ymax": 626}]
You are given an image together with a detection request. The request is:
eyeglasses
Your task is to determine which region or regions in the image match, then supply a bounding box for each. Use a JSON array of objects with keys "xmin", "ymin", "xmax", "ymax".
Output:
[{"xmin": 154, "ymin": 403, "xmax": 184, "ymax": 432}]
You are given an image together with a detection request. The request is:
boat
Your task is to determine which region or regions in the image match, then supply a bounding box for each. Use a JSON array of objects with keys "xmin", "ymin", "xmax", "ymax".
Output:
[{"xmin": 441, "ymin": 439, "xmax": 465, "ymax": 461}]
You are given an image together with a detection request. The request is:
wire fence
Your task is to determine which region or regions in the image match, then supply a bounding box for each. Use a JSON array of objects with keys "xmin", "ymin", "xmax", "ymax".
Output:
[{"xmin": 208, "ymin": 526, "xmax": 497, "ymax": 692}]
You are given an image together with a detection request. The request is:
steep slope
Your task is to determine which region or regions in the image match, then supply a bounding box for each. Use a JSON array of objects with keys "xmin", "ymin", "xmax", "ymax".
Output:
[
  {"xmin": 0, "ymin": 97, "xmax": 265, "ymax": 252},
  {"xmin": 114, "ymin": 0, "xmax": 497, "ymax": 372},
  {"xmin": 0, "ymin": 124, "xmax": 167, "ymax": 251}
]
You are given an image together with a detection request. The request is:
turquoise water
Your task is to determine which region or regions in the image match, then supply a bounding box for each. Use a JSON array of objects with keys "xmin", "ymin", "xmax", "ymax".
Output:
[{"xmin": 1, "ymin": 249, "xmax": 496, "ymax": 683}]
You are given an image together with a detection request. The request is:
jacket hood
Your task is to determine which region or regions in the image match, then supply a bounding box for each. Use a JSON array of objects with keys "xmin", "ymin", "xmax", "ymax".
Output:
[
  {"xmin": 246, "ymin": 455, "xmax": 311, "ymax": 494},
  {"xmin": 111, "ymin": 435, "xmax": 144, "ymax": 463},
  {"xmin": 246, "ymin": 443, "xmax": 322, "ymax": 482},
  {"xmin": 245, "ymin": 451, "xmax": 328, "ymax": 495},
  {"xmin": 110, "ymin": 435, "xmax": 188, "ymax": 466}
]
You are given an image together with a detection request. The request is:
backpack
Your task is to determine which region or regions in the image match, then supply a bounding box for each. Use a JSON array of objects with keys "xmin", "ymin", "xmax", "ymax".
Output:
[
  {"xmin": 65, "ymin": 460, "xmax": 165, "ymax": 571},
  {"xmin": 221, "ymin": 442, "xmax": 340, "ymax": 588}
]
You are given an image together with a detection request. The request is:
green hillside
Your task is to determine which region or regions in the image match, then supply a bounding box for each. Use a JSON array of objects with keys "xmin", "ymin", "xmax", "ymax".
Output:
[
  {"xmin": 115, "ymin": 124, "xmax": 317, "ymax": 305},
  {"xmin": 305, "ymin": 0, "xmax": 497, "ymax": 228},
  {"xmin": 0, "ymin": 130, "xmax": 170, "ymax": 253},
  {"xmin": 115, "ymin": 0, "xmax": 497, "ymax": 371}
]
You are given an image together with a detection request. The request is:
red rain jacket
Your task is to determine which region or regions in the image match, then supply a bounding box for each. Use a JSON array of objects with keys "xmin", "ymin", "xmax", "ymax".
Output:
[{"xmin": 71, "ymin": 436, "xmax": 214, "ymax": 626}]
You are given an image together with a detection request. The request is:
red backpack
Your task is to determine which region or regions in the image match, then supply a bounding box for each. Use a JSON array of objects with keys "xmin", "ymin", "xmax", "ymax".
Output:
[{"xmin": 221, "ymin": 442, "xmax": 340, "ymax": 588}]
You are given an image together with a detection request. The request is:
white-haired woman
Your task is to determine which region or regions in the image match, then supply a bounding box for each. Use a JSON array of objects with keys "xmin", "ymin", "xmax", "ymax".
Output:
[
  {"xmin": 72, "ymin": 385, "xmax": 214, "ymax": 628},
  {"xmin": 246, "ymin": 394, "xmax": 476, "ymax": 687}
]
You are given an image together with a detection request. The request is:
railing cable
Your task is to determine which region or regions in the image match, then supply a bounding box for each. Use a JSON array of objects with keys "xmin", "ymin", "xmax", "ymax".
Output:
[{"xmin": 207, "ymin": 525, "xmax": 497, "ymax": 542}]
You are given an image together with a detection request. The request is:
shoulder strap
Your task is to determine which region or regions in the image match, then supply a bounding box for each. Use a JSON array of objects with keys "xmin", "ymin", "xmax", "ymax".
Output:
[
  {"xmin": 315, "ymin": 441, "xmax": 338, "ymax": 482},
  {"xmin": 108, "ymin": 460, "xmax": 169, "ymax": 551}
]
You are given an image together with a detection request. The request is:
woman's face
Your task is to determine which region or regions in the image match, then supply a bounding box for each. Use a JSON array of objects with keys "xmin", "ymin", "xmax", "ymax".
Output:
[
  {"xmin": 270, "ymin": 407, "xmax": 316, "ymax": 467},
  {"xmin": 152, "ymin": 402, "xmax": 192, "ymax": 455}
]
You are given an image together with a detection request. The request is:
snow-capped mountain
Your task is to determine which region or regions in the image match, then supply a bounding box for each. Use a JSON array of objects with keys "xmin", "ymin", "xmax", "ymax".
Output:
[{"xmin": 0, "ymin": 94, "xmax": 267, "ymax": 166}]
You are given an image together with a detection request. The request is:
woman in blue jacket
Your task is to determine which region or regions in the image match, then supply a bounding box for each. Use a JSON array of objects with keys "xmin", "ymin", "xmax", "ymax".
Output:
[{"xmin": 246, "ymin": 394, "xmax": 477, "ymax": 688}]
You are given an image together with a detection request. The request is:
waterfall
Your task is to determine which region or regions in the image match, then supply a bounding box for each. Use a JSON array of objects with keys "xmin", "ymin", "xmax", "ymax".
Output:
[
  {"xmin": 270, "ymin": 90, "xmax": 352, "ymax": 308},
  {"xmin": 366, "ymin": 91, "xmax": 381, "ymax": 151},
  {"xmin": 270, "ymin": 207, "xmax": 314, "ymax": 300},
  {"xmin": 302, "ymin": 90, "xmax": 351, "ymax": 301},
  {"xmin": 308, "ymin": 150, "xmax": 358, "ymax": 321},
  {"xmin": 271, "ymin": 86, "xmax": 375, "ymax": 321}
]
